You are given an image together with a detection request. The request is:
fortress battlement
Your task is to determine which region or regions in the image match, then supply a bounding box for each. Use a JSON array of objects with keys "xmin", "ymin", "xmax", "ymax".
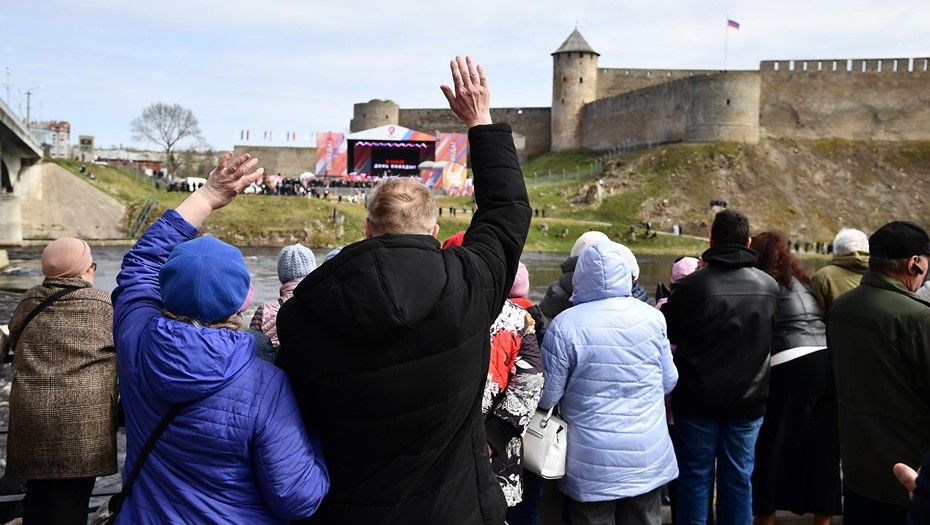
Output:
[{"xmin": 761, "ymin": 57, "xmax": 930, "ymax": 74}]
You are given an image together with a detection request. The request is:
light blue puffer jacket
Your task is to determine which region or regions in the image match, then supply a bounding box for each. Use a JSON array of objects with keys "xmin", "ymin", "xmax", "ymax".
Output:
[
  {"xmin": 539, "ymin": 241, "xmax": 678, "ymax": 502},
  {"xmin": 112, "ymin": 210, "xmax": 328, "ymax": 524}
]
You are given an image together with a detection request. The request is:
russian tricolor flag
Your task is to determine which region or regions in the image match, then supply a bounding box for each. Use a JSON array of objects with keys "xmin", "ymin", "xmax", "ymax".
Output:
[{"xmin": 727, "ymin": 19, "xmax": 740, "ymax": 29}]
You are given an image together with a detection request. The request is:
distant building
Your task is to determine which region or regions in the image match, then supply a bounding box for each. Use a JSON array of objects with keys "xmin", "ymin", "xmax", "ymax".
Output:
[
  {"xmin": 30, "ymin": 120, "xmax": 71, "ymax": 158},
  {"xmin": 75, "ymin": 135, "xmax": 94, "ymax": 162},
  {"xmin": 93, "ymin": 148, "xmax": 164, "ymax": 176}
]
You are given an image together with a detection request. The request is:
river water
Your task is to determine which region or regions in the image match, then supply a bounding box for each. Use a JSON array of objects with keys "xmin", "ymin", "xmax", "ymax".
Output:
[
  {"xmin": 0, "ymin": 246, "xmax": 718, "ymax": 322},
  {"xmin": 0, "ymin": 244, "xmax": 826, "ymax": 517}
]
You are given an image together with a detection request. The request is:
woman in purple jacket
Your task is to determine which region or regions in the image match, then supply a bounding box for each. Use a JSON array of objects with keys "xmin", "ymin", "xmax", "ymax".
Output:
[{"xmin": 111, "ymin": 152, "xmax": 328, "ymax": 524}]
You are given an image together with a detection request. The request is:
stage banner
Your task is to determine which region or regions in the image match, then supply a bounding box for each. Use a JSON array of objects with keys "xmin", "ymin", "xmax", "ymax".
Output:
[
  {"xmin": 431, "ymin": 133, "xmax": 471, "ymax": 194},
  {"xmin": 315, "ymin": 132, "xmax": 347, "ymax": 176},
  {"xmin": 435, "ymin": 133, "xmax": 468, "ymax": 166}
]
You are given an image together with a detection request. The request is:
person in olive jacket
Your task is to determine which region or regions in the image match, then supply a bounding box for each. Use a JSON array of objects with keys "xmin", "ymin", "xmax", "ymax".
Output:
[
  {"xmin": 829, "ymin": 221, "xmax": 930, "ymax": 525},
  {"xmin": 661, "ymin": 209, "xmax": 779, "ymax": 525},
  {"xmin": 276, "ymin": 56, "xmax": 532, "ymax": 525}
]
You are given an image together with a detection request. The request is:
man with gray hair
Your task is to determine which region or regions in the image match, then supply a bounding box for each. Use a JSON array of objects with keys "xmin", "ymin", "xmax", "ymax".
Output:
[
  {"xmin": 828, "ymin": 220, "xmax": 930, "ymax": 525},
  {"xmin": 810, "ymin": 227, "xmax": 869, "ymax": 312},
  {"xmin": 276, "ymin": 56, "xmax": 531, "ymax": 524}
]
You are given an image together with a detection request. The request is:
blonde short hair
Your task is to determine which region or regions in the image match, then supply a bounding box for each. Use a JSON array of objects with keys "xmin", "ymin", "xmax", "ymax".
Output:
[{"xmin": 366, "ymin": 177, "xmax": 438, "ymax": 236}]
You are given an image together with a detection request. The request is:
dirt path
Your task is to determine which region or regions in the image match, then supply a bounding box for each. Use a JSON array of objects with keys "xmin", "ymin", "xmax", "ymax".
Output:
[{"xmin": 20, "ymin": 163, "xmax": 126, "ymax": 240}]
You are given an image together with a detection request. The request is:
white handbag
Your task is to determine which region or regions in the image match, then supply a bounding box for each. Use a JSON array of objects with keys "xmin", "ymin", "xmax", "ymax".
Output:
[{"xmin": 522, "ymin": 405, "xmax": 568, "ymax": 479}]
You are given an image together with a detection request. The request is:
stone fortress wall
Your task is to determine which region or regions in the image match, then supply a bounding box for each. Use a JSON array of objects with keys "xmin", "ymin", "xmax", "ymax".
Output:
[
  {"xmin": 759, "ymin": 58, "xmax": 930, "ymax": 140},
  {"xmin": 350, "ymin": 30, "xmax": 930, "ymax": 161},
  {"xmin": 351, "ymin": 101, "xmax": 552, "ymax": 163},
  {"xmin": 231, "ymin": 145, "xmax": 315, "ymax": 178}
]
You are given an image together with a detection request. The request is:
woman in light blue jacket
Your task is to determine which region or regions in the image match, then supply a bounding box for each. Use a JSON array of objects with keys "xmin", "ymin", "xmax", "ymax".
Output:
[{"xmin": 539, "ymin": 240, "xmax": 678, "ymax": 525}]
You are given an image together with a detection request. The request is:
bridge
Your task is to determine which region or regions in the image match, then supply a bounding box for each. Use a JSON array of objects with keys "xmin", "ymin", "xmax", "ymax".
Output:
[
  {"xmin": 0, "ymin": 99, "xmax": 126, "ymax": 246},
  {"xmin": 0, "ymin": 97, "xmax": 43, "ymax": 244}
]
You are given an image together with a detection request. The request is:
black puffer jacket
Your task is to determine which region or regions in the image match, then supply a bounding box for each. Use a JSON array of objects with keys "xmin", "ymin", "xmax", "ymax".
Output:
[
  {"xmin": 662, "ymin": 244, "xmax": 778, "ymax": 419},
  {"xmin": 276, "ymin": 124, "xmax": 531, "ymax": 525}
]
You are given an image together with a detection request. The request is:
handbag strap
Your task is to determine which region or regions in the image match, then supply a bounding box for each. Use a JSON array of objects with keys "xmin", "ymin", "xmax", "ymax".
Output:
[
  {"xmin": 538, "ymin": 405, "xmax": 559, "ymax": 427},
  {"xmin": 8, "ymin": 286, "xmax": 80, "ymax": 357},
  {"xmin": 107, "ymin": 402, "xmax": 188, "ymax": 517}
]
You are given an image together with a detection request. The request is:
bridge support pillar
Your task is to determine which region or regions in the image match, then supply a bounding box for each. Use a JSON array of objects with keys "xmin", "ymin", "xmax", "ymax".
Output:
[{"xmin": 0, "ymin": 194, "xmax": 23, "ymax": 245}]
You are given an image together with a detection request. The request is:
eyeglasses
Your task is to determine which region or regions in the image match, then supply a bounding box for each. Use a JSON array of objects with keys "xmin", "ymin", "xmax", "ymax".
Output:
[{"xmin": 89, "ymin": 262, "xmax": 97, "ymax": 271}]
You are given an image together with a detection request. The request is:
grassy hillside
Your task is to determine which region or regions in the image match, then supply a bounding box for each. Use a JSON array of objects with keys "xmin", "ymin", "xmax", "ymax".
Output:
[
  {"xmin": 544, "ymin": 139, "xmax": 930, "ymax": 244},
  {"xmin": 55, "ymin": 159, "xmax": 367, "ymax": 247},
  {"xmin": 55, "ymin": 137, "xmax": 930, "ymax": 252}
]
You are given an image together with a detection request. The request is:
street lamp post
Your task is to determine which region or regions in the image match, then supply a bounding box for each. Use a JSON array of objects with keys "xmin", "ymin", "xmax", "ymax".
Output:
[
  {"xmin": 3, "ymin": 67, "xmax": 10, "ymax": 105},
  {"xmin": 25, "ymin": 84, "xmax": 45, "ymax": 129}
]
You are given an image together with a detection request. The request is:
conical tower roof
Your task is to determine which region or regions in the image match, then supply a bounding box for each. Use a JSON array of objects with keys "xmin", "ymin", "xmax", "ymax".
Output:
[{"xmin": 552, "ymin": 28, "xmax": 599, "ymax": 56}]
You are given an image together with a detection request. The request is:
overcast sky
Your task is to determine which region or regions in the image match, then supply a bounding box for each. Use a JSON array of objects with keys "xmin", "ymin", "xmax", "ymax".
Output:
[{"xmin": 2, "ymin": 1, "xmax": 927, "ymax": 151}]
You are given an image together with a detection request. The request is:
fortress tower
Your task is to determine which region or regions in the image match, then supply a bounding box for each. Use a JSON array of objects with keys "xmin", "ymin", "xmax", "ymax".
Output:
[
  {"xmin": 350, "ymin": 99, "xmax": 400, "ymax": 133},
  {"xmin": 551, "ymin": 29, "xmax": 599, "ymax": 151}
]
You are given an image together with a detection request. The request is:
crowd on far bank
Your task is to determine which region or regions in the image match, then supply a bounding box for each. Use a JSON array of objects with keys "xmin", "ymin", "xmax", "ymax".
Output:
[{"xmin": 4, "ymin": 56, "xmax": 930, "ymax": 525}]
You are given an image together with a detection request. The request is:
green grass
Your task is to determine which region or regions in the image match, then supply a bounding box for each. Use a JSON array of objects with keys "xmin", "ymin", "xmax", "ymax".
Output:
[
  {"xmin": 524, "ymin": 148, "xmax": 602, "ymax": 177},
  {"xmin": 53, "ymin": 159, "xmax": 368, "ymax": 247}
]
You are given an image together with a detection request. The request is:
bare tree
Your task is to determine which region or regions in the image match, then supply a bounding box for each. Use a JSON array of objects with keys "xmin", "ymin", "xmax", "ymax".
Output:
[{"xmin": 130, "ymin": 102, "xmax": 203, "ymax": 180}]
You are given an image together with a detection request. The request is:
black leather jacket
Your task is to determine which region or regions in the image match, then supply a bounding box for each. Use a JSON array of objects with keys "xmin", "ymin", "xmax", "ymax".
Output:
[
  {"xmin": 772, "ymin": 277, "xmax": 825, "ymax": 354},
  {"xmin": 662, "ymin": 244, "xmax": 779, "ymax": 419}
]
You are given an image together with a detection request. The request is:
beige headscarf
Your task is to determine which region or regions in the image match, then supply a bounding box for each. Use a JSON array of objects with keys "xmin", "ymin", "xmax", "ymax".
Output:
[{"xmin": 42, "ymin": 237, "xmax": 92, "ymax": 278}]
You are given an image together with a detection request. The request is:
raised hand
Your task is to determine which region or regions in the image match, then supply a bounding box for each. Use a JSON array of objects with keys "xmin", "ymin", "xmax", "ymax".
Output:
[
  {"xmin": 201, "ymin": 152, "xmax": 265, "ymax": 210},
  {"xmin": 440, "ymin": 56, "xmax": 492, "ymax": 128}
]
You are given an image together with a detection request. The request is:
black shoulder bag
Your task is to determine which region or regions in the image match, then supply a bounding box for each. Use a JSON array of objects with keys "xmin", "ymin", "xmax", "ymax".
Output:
[
  {"xmin": 4, "ymin": 286, "xmax": 80, "ymax": 363},
  {"xmin": 91, "ymin": 403, "xmax": 187, "ymax": 524}
]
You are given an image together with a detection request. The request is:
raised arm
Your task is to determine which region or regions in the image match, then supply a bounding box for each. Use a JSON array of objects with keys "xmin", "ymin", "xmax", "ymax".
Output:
[
  {"xmin": 441, "ymin": 56, "xmax": 532, "ymax": 312},
  {"xmin": 176, "ymin": 152, "xmax": 264, "ymax": 227},
  {"xmin": 112, "ymin": 153, "xmax": 264, "ymax": 347}
]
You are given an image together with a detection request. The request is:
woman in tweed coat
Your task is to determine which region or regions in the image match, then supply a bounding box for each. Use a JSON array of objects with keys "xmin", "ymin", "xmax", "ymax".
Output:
[{"xmin": 6, "ymin": 237, "xmax": 117, "ymax": 525}]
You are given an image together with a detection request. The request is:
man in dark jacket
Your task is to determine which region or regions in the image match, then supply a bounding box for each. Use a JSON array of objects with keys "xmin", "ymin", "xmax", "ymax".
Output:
[
  {"xmin": 829, "ymin": 221, "xmax": 930, "ymax": 525},
  {"xmin": 276, "ymin": 56, "xmax": 532, "ymax": 525},
  {"xmin": 661, "ymin": 209, "xmax": 778, "ymax": 525}
]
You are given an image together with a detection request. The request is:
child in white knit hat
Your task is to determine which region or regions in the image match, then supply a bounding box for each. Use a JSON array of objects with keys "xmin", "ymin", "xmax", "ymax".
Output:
[{"xmin": 250, "ymin": 244, "xmax": 317, "ymax": 351}]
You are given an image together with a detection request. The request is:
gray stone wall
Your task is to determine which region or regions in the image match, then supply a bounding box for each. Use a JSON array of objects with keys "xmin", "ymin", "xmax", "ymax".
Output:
[
  {"xmin": 232, "ymin": 145, "xmax": 316, "ymax": 177},
  {"xmin": 596, "ymin": 67, "xmax": 721, "ymax": 99},
  {"xmin": 581, "ymin": 72, "xmax": 761, "ymax": 150},
  {"xmin": 685, "ymin": 72, "xmax": 760, "ymax": 143},
  {"xmin": 760, "ymin": 58, "xmax": 930, "ymax": 140},
  {"xmin": 581, "ymin": 77, "xmax": 691, "ymax": 151},
  {"xmin": 398, "ymin": 107, "xmax": 551, "ymax": 162}
]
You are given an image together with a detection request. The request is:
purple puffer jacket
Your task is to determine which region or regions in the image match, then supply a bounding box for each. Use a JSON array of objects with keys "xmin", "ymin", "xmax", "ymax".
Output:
[
  {"xmin": 112, "ymin": 210, "xmax": 329, "ymax": 524},
  {"xmin": 250, "ymin": 280, "xmax": 300, "ymax": 349}
]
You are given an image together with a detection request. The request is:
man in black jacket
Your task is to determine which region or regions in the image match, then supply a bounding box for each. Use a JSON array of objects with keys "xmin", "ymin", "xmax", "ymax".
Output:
[
  {"xmin": 276, "ymin": 56, "xmax": 531, "ymax": 525},
  {"xmin": 661, "ymin": 209, "xmax": 778, "ymax": 525}
]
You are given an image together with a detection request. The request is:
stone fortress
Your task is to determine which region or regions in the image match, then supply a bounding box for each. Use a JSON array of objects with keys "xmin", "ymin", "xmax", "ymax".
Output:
[{"xmin": 350, "ymin": 29, "xmax": 930, "ymax": 160}]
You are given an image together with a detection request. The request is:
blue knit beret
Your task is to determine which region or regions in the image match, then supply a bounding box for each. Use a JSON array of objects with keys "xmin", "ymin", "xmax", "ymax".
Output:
[{"xmin": 159, "ymin": 236, "xmax": 251, "ymax": 323}]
